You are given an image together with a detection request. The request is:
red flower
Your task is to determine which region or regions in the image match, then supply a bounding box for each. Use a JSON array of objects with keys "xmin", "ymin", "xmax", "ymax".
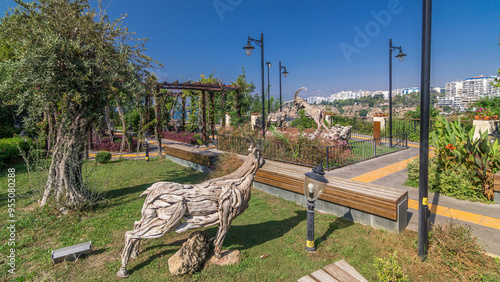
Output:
[{"xmin": 445, "ymin": 144, "xmax": 455, "ymax": 150}]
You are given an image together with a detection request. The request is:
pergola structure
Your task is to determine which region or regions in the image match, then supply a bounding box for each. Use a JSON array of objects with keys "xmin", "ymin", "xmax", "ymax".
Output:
[{"xmin": 154, "ymin": 81, "xmax": 241, "ymax": 150}]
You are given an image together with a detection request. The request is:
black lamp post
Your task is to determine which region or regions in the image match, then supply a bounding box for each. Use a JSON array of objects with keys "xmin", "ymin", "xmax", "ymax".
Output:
[
  {"xmin": 144, "ymin": 131, "xmax": 150, "ymax": 162},
  {"xmin": 304, "ymin": 162, "xmax": 329, "ymax": 252},
  {"xmin": 389, "ymin": 39, "xmax": 406, "ymax": 148},
  {"xmin": 243, "ymin": 33, "xmax": 266, "ymax": 138},
  {"xmin": 266, "ymin": 62, "xmax": 271, "ymax": 114},
  {"xmin": 418, "ymin": 0, "xmax": 432, "ymax": 260},
  {"xmin": 279, "ymin": 61, "xmax": 288, "ymax": 112}
]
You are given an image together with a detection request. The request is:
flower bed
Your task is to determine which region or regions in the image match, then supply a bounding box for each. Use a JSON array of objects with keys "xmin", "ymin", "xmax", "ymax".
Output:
[
  {"xmin": 91, "ymin": 137, "xmax": 141, "ymax": 152},
  {"xmin": 161, "ymin": 131, "xmax": 203, "ymax": 145}
]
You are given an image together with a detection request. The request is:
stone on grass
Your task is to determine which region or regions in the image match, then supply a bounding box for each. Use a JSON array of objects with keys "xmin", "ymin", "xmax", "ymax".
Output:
[
  {"xmin": 208, "ymin": 249, "xmax": 240, "ymax": 266},
  {"xmin": 168, "ymin": 231, "xmax": 210, "ymax": 276}
]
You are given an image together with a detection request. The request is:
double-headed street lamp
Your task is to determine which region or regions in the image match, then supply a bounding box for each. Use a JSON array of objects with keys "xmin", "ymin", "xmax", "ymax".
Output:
[
  {"xmin": 389, "ymin": 39, "xmax": 406, "ymax": 147},
  {"xmin": 243, "ymin": 33, "xmax": 266, "ymax": 138},
  {"xmin": 266, "ymin": 62, "xmax": 271, "ymax": 114},
  {"xmin": 279, "ymin": 61, "xmax": 288, "ymax": 112}
]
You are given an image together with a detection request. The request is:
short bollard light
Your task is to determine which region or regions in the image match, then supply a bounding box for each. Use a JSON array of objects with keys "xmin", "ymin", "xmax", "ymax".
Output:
[
  {"xmin": 144, "ymin": 131, "xmax": 151, "ymax": 162},
  {"xmin": 304, "ymin": 162, "xmax": 329, "ymax": 252},
  {"xmin": 19, "ymin": 130, "xmax": 28, "ymax": 142}
]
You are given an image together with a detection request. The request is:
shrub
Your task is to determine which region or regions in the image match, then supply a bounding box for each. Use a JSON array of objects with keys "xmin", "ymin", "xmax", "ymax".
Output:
[
  {"xmin": 92, "ymin": 137, "xmax": 141, "ymax": 152},
  {"xmin": 429, "ymin": 116, "xmax": 500, "ymax": 201},
  {"xmin": 161, "ymin": 131, "xmax": 199, "ymax": 145},
  {"xmin": 0, "ymin": 137, "xmax": 31, "ymax": 168},
  {"xmin": 95, "ymin": 151, "xmax": 112, "ymax": 164},
  {"xmin": 373, "ymin": 251, "xmax": 408, "ymax": 282}
]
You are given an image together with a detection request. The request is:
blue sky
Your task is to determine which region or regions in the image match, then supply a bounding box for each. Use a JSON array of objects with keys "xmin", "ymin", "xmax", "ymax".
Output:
[{"xmin": 1, "ymin": 0, "xmax": 500, "ymax": 100}]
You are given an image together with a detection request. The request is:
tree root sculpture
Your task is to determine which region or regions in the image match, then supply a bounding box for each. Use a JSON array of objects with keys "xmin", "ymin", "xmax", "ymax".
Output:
[{"xmin": 117, "ymin": 140, "xmax": 265, "ymax": 278}]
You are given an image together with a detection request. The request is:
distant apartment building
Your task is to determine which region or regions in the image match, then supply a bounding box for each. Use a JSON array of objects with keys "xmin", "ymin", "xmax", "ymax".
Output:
[
  {"xmin": 445, "ymin": 75, "xmax": 499, "ymax": 97},
  {"xmin": 441, "ymin": 75, "xmax": 499, "ymax": 109}
]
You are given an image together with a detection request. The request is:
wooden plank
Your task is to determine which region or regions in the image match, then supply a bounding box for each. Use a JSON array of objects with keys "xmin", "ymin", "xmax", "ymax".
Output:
[
  {"xmin": 333, "ymin": 259, "xmax": 368, "ymax": 282},
  {"xmin": 310, "ymin": 269, "xmax": 339, "ymax": 282},
  {"xmin": 323, "ymin": 263, "xmax": 358, "ymax": 282},
  {"xmin": 297, "ymin": 275, "xmax": 317, "ymax": 282}
]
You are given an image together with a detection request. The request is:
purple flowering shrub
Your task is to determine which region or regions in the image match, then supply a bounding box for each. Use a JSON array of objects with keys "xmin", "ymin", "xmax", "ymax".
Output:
[
  {"xmin": 91, "ymin": 137, "xmax": 141, "ymax": 152},
  {"xmin": 161, "ymin": 131, "xmax": 201, "ymax": 145}
]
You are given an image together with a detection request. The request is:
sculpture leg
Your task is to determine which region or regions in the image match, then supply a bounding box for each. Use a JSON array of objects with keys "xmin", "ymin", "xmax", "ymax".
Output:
[
  {"xmin": 117, "ymin": 201, "xmax": 187, "ymax": 278},
  {"xmin": 130, "ymin": 221, "xmax": 142, "ymax": 258},
  {"xmin": 214, "ymin": 199, "xmax": 233, "ymax": 258}
]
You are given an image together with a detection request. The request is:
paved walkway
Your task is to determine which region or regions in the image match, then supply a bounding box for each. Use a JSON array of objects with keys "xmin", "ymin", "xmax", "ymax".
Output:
[
  {"xmin": 88, "ymin": 137, "xmax": 500, "ymax": 257},
  {"xmin": 328, "ymin": 142, "xmax": 500, "ymax": 257}
]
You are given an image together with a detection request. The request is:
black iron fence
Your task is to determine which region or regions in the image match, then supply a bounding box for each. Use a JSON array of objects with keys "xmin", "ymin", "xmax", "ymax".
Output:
[{"xmin": 217, "ymin": 133, "xmax": 408, "ymax": 170}]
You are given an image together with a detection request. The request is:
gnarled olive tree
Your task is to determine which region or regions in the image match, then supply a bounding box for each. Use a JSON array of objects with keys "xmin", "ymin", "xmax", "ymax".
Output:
[{"xmin": 0, "ymin": 0, "xmax": 159, "ymax": 208}]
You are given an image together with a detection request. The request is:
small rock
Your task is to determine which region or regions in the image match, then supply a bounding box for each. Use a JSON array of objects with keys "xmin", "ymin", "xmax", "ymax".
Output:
[
  {"xmin": 168, "ymin": 231, "xmax": 210, "ymax": 276},
  {"xmin": 208, "ymin": 249, "xmax": 240, "ymax": 266}
]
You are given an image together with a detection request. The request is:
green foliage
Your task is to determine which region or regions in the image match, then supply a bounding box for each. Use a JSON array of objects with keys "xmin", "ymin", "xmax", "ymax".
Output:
[
  {"xmin": 473, "ymin": 96, "xmax": 500, "ymax": 116},
  {"xmin": 373, "ymin": 251, "xmax": 408, "ymax": 282},
  {"xmin": 404, "ymin": 106, "xmax": 440, "ymax": 119},
  {"xmin": 0, "ymin": 137, "xmax": 31, "ymax": 168},
  {"xmin": 358, "ymin": 109, "xmax": 368, "ymax": 117},
  {"xmin": 414, "ymin": 116, "xmax": 500, "ymax": 201},
  {"xmin": 95, "ymin": 151, "xmax": 112, "ymax": 164},
  {"xmin": 290, "ymin": 109, "xmax": 316, "ymax": 129}
]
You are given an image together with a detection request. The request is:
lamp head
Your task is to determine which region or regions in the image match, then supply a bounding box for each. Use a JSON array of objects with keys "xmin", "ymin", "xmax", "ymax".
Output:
[
  {"xmin": 243, "ymin": 40, "xmax": 255, "ymax": 56},
  {"xmin": 303, "ymin": 162, "xmax": 329, "ymax": 201},
  {"xmin": 396, "ymin": 50, "xmax": 407, "ymax": 62},
  {"xmin": 266, "ymin": 62, "xmax": 271, "ymax": 68},
  {"xmin": 144, "ymin": 131, "xmax": 151, "ymax": 143},
  {"xmin": 282, "ymin": 67, "xmax": 289, "ymax": 78}
]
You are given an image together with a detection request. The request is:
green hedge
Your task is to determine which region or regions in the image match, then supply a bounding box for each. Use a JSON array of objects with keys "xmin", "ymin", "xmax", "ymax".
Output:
[{"xmin": 0, "ymin": 137, "xmax": 31, "ymax": 169}]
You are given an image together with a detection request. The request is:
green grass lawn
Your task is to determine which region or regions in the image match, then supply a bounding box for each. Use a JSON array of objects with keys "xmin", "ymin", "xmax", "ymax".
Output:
[{"xmin": 1, "ymin": 158, "xmax": 499, "ymax": 281}]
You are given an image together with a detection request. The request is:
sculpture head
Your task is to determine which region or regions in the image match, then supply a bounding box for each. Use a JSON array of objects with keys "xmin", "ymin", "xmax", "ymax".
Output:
[
  {"xmin": 293, "ymin": 87, "xmax": 308, "ymax": 108},
  {"xmin": 245, "ymin": 136, "xmax": 265, "ymax": 169}
]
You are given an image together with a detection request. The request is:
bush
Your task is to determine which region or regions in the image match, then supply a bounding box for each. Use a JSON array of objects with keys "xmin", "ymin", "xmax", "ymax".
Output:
[
  {"xmin": 0, "ymin": 137, "xmax": 31, "ymax": 168},
  {"xmin": 95, "ymin": 151, "xmax": 112, "ymax": 164},
  {"xmin": 161, "ymin": 131, "xmax": 201, "ymax": 145},
  {"xmin": 91, "ymin": 137, "xmax": 141, "ymax": 152},
  {"xmin": 373, "ymin": 251, "xmax": 408, "ymax": 282}
]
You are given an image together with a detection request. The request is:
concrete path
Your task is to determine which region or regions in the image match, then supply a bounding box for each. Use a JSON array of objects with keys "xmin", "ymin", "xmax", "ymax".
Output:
[{"xmin": 328, "ymin": 142, "xmax": 500, "ymax": 257}]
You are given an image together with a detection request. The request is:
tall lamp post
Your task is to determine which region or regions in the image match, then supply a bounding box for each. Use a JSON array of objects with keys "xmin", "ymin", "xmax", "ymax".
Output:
[
  {"xmin": 304, "ymin": 163, "xmax": 329, "ymax": 252},
  {"xmin": 266, "ymin": 62, "xmax": 271, "ymax": 114},
  {"xmin": 389, "ymin": 39, "xmax": 406, "ymax": 147},
  {"xmin": 418, "ymin": 0, "xmax": 432, "ymax": 260},
  {"xmin": 144, "ymin": 131, "xmax": 150, "ymax": 162},
  {"xmin": 279, "ymin": 61, "xmax": 288, "ymax": 112},
  {"xmin": 243, "ymin": 33, "xmax": 266, "ymax": 138}
]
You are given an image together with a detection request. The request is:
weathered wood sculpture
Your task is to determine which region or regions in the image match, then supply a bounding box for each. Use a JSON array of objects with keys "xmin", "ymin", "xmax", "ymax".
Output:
[
  {"xmin": 293, "ymin": 87, "xmax": 330, "ymax": 133},
  {"xmin": 266, "ymin": 106, "xmax": 290, "ymax": 128},
  {"xmin": 117, "ymin": 139, "xmax": 265, "ymax": 278}
]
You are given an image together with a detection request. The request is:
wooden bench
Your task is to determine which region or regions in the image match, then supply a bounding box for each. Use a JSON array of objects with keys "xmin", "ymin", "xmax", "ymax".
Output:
[
  {"xmin": 163, "ymin": 144, "xmax": 218, "ymax": 173},
  {"xmin": 254, "ymin": 159, "xmax": 408, "ymax": 233},
  {"xmin": 298, "ymin": 259, "xmax": 368, "ymax": 282},
  {"xmin": 494, "ymin": 172, "xmax": 500, "ymax": 204}
]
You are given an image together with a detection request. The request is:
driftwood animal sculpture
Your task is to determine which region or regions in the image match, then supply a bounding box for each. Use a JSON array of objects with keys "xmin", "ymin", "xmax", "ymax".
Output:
[
  {"xmin": 117, "ymin": 140, "xmax": 265, "ymax": 278},
  {"xmin": 293, "ymin": 87, "xmax": 329, "ymax": 132},
  {"xmin": 266, "ymin": 106, "xmax": 290, "ymax": 128}
]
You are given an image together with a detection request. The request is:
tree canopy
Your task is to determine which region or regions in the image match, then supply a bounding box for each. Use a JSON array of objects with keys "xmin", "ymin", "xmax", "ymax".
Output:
[{"xmin": 0, "ymin": 0, "xmax": 160, "ymax": 208}]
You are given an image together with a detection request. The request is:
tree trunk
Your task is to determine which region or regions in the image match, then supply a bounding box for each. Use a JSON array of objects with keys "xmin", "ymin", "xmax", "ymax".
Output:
[
  {"xmin": 105, "ymin": 105, "xmax": 114, "ymax": 144},
  {"xmin": 116, "ymin": 103, "xmax": 128, "ymax": 157},
  {"xmin": 40, "ymin": 117, "xmax": 90, "ymax": 208}
]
